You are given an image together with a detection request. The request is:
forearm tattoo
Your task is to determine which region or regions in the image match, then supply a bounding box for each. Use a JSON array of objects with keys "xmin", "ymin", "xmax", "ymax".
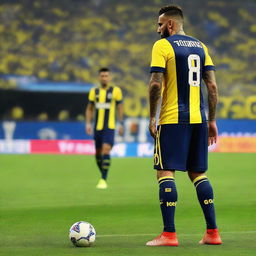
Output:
[
  {"xmin": 149, "ymin": 72, "xmax": 163, "ymax": 118},
  {"xmin": 203, "ymin": 71, "xmax": 218, "ymax": 121}
]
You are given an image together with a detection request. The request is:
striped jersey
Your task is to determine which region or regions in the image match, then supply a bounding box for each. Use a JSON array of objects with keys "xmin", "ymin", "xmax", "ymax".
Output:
[
  {"xmin": 88, "ymin": 86, "xmax": 123, "ymax": 130},
  {"xmin": 150, "ymin": 34, "xmax": 215, "ymax": 124}
]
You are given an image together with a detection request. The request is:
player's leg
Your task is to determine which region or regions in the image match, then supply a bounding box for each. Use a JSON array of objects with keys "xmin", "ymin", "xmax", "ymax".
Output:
[
  {"xmin": 147, "ymin": 125, "xmax": 183, "ymax": 246},
  {"xmin": 95, "ymin": 148, "xmax": 103, "ymax": 174},
  {"xmin": 146, "ymin": 170, "xmax": 178, "ymax": 246},
  {"xmin": 94, "ymin": 130, "xmax": 107, "ymax": 189},
  {"xmin": 96, "ymin": 129, "xmax": 114, "ymax": 188},
  {"xmin": 187, "ymin": 123, "xmax": 222, "ymax": 244},
  {"xmin": 157, "ymin": 170, "xmax": 177, "ymax": 234},
  {"xmin": 101, "ymin": 143, "xmax": 112, "ymax": 181},
  {"xmin": 94, "ymin": 130, "xmax": 103, "ymax": 175}
]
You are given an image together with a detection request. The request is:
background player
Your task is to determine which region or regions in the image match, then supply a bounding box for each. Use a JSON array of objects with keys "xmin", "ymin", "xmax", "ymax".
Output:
[
  {"xmin": 85, "ymin": 67, "xmax": 124, "ymax": 189},
  {"xmin": 147, "ymin": 5, "xmax": 222, "ymax": 246}
]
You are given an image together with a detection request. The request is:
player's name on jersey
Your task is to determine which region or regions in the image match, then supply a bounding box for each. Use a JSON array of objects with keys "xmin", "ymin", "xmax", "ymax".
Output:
[
  {"xmin": 95, "ymin": 103, "xmax": 111, "ymax": 109},
  {"xmin": 173, "ymin": 40, "xmax": 202, "ymax": 48}
]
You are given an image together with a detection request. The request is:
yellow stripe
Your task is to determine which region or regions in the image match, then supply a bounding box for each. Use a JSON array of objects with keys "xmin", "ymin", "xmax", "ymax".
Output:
[
  {"xmin": 159, "ymin": 43, "xmax": 178, "ymax": 124},
  {"xmin": 193, "ymin": 175, "xmax": 207, "ymax": 184},
  {"xmin": 189, "ymin": 85, "xmax": 201, "ymax": 123},
  {"xmin": 159, "ymin": 179, "xmax": 175, "ymax": 186},
  {"xmin": 158, "ymin": 126, "xmax": 163, "ymax": 169},
  {"xmin": 158, "ymin": 176, "xmax": 175, "ymax": 182},
  {"xmin": 189, "ymin": 58, "xmax": 201, "ymax": 123},
  {"xmin": 96, "ymin": 89, "xmax": 106, "ymax": 130},
  {"xmin": 195, "ymin": 179, "xmax": 208, "ymax": 188}
]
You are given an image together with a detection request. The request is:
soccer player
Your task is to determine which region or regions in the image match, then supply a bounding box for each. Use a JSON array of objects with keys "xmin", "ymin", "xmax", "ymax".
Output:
[
  {"xmin": 147, "ymin": 5, "xmax": 222, "ymax": 246},
  {"xmin": 85, "ymin": 68, "xmax": 123, "ymax": 189}
]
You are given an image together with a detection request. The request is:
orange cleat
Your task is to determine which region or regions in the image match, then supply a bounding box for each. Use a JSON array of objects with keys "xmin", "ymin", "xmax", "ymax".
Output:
[
  {"xmin": 199, "ymin": 229, "xmax": 222, "ymax": 245},
  {"xmin": 146, "ymin": 232, "xmax": 179, "ymax": 246}
]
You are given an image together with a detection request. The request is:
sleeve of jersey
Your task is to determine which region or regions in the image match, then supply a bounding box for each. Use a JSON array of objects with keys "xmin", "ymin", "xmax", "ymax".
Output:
[
  {"xmin": 114, "ymin": 87, "xmax": 123, "ymax": 104},
  {"xmin": 201, "ymin": 43, "xmax": 215, "ymax": 72},
  {"xmin": 150, "ymin": 40, "xmax": 169, "ymax": 73},
  {"xmin": 88, "ymin": 88, "xmax": 95, "ymax": 104}
]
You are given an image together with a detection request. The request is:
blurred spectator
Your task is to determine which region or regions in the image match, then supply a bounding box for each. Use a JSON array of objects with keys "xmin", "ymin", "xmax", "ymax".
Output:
[
  {"xmin": 37, "ymin": 112, "xmax": 49, "ymax": 121},
  {"xmin": 0, "ymin": 0, "xmax": 255, "ymax": 120},
  {"xmin": 58, "ymin": 110, "xmax": 70, "ymax": 121},
  {"xmin": 10, "ymin": 106, "xmax": 24, "ymax": 120}
]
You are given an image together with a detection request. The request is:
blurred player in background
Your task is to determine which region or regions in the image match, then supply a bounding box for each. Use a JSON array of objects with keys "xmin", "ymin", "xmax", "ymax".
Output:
[
  {"xmin": 85, "ymin": 68, "xmax": 124, "ymax": 189},
  {"xmin": 147, "ymin": 5, "xmax": 222, "ymax": 246}
]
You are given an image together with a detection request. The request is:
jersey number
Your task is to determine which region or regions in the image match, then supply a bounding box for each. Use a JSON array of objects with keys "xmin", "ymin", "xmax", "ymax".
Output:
[{"xmin": 188, "ymin": 54, "xmax": 200, "ymax": 87}]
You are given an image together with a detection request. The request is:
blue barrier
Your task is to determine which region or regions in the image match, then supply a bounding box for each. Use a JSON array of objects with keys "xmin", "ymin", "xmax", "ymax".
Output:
[{"xmin": 0, "ymin": 119, "xmax": 255, "ymax": 141}]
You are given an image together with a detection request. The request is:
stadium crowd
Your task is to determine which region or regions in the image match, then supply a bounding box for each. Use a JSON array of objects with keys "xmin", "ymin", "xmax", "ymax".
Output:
[{"xmin": 0, "ymin": 0, "xmax": 255, "ymax": 119}]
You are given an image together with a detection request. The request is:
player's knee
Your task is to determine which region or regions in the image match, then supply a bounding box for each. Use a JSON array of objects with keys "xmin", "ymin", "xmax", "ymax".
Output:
[
  {"xmin": 157, "ymin": 170, "xmax": 175, "ymax": 180},
  {"xmin": 188, "ymin": 171, "xmax": 206, "ymax": 182},
  {"xmin": 102, "ymin": 144, "xmax": 112, "ymax": 154}
]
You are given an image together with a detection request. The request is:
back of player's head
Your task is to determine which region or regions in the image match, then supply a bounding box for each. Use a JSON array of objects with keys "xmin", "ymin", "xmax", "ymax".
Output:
[
  {"xmin": 159, "ymin": 5, "xmax": 183, "ymax": 20},
  {"xmin": 99, "ymin": 67, "xmax": 110, "ymax": 73}
]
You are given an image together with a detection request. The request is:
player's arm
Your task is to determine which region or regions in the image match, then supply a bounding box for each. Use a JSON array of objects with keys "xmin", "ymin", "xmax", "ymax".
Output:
[
  {"xmin": 85, "ymin": 103, "xmax": 94, "ymax": 136},
  {"xmin": 115, "ymin": 87, "xmax": 124, "ymax": 136},
  {"xmin": 149, "ymin": 40, "xmax": 169, "ymax": 139},
  {"xmin": 149, "ymin": 72, "xmax": 163, "ymax": 139},
  {"xmin": 86, "ymin": 88, "xmax": 96, "ymax": 135},
  {"xmin": 117, "ymin": 102, "xmax": 124, "ymax": 136},
  {"xmin": 203, "ymin": 70, "xmax": 218, "ymax": 146}
]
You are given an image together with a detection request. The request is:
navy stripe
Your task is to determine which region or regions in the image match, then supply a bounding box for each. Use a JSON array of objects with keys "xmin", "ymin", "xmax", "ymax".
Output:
[
  {"xmin": 166, "ymin": 35, "xmax": 207, "ymax": 123},
  {"xmin": 166, "ymin": 36, "xmax": 190, "ymax": 123},
  {"xmin": 150, "ymin": 66, "xmax": 166, "ymax": 73},
  {"xmin": 204, "ymin": 65, "xmax": 216, "ymax": 71}
]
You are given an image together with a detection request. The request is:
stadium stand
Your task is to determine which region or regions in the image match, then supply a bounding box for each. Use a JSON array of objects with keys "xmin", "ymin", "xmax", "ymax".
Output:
[{"xmin": 0, "ymin": 0, "xmax": 255, "ymax": 119}]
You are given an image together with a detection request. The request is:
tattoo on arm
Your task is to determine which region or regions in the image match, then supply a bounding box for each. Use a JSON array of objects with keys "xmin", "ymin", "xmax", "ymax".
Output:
[
  {"xmin": 149, "ymin": 72, "xmax": 163, "ymax": 119},
  {"xmin": 203, "ymin": 70, "xmax": 218, "ymax": 121}
]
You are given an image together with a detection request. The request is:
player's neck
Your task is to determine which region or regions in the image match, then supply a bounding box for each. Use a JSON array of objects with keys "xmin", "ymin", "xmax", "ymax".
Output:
[
  {"xmin": 101, "ymin": 84, "xmax": 109, "ymax": 89},
  {"xmin": 176, "ymin": 29, "xmax": 186, "ymax": 35}
]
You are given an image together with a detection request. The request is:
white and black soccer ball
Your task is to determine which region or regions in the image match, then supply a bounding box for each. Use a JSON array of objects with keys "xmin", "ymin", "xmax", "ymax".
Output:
[{"xmin": 69, "ymin": 221, "xmax": 96, "ymax": 247}]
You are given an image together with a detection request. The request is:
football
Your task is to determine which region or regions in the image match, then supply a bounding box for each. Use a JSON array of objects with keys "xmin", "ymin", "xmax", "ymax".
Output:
[{"xmin": 69, "ymin": 221, "xmax": 96, "ymax": 247}]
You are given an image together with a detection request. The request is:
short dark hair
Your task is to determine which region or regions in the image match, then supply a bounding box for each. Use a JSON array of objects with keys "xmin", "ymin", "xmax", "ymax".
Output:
[
  {"xmin": 159, "ymin": 5, "xmax": 183, "ymax": 19},
  {"xmin": 99, "ymin": 67, "xmax": 110, "ymax": 73}
]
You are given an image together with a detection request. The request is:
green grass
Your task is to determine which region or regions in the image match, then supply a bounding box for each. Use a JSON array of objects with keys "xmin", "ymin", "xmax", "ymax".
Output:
[{"xmin": 0, "ymin": 153, "xmax": 255, "ymax": 256}]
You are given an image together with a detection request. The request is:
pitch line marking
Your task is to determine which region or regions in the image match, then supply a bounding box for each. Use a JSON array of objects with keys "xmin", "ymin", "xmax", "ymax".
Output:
[{"xmin": 97, "ymin": 230, "xmax": 256, "ymax": 238}]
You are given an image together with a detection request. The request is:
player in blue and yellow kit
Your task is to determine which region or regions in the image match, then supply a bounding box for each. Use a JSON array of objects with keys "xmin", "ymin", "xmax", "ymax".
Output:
[
  {"xmin": 147, "ymin": 6, "xmax": 222, "ymax": 246},
  {"xmin": 85, "ymin": 68, "xmax": 123, "ymax": 189}
]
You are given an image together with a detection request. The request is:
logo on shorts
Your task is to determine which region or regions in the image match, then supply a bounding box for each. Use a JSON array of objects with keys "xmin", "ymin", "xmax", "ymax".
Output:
[
  {"xmin": 165, "ymin": 188, "xmax": 172, "ymax": 192},
  {"xmin": 154, "ymin": 153, "xmax": 159, "ymax": 165}
]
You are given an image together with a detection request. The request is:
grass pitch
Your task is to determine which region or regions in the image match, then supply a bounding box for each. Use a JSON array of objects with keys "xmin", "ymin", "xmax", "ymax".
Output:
[{"xmin": 0, "ymin": 153, "xmax": 255, "ymax": 256}]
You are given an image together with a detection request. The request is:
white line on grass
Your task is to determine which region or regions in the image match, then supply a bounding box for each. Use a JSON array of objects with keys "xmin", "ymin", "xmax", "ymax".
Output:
[{"xmin": 97, "ymin": 230, "xmax": 256, "ymax": 238}]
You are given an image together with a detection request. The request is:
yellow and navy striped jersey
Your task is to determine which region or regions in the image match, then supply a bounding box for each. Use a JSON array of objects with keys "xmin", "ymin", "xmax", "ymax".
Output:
[
  {"xmin": 88, "ymin": 86, "xmax": 123, "ymax": 130},
  {"xmin": 150, "ymin": 34, "xmax": 215, "ymax": 124}
]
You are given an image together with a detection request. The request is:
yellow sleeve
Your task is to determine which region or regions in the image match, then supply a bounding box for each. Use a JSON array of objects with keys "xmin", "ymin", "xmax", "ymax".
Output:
[
  {"xmin": 150, "ymin": 39, "xmax": 174, "ymax": 73},
  {"xmin": 88, "ymin": 88, "xmax": 95, "ymax": 102},
  {"xmin": 114, "ymin": 87, "xmax": 123, "ymax": 103},
  {"xmin": 201, "ymin": 43, "xmax": 215, "ymax": 71}
]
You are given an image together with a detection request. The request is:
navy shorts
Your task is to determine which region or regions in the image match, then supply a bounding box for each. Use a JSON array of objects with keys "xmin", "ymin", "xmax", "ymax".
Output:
[
  {"xmin": 94, "ymin": 128, "xmax": 115, "ymax": 149},
  {"xmin": 154, "ymin": 123, "xmax": 208, "ymax": 172}
]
